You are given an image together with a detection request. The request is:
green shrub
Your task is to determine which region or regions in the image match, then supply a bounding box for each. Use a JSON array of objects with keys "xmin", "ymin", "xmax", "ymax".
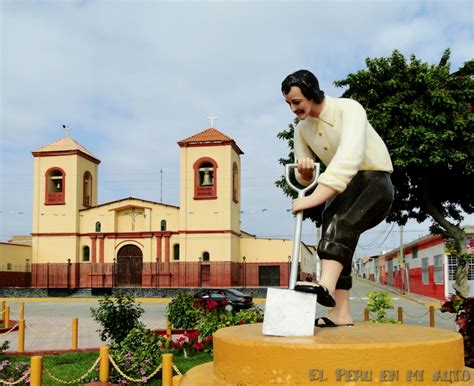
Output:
[
  {"xmin": 167, "ymin": 292, "xmax": 264, "ymax": 353},
  {"xmin": 235, "ymin": 307, "xmax": 264, "ymax": 324},
  {"xmin": 441, "ymin": 295, "xmax": 474, "ymax": 367},
  {"xmin": 197, "ymin": 306, "xmax": 264, "ymax": 341},
  {"xmin": 166, "ymin": 292, "xmax": 201, "ymax": 330},
  {"xmin": 367, "ymin": 291, "xmax": 399, "ymax": 324},
  {"xmin": 109, "ymin": 325, "xmax": 166, "ymax": 384},
  {"xmin": 90, "ymin": 290, "xmax": 144, "ymax": 344},
  {"xmin": 0, "ymin": 357, "xmax": 29, "ymax": 385}
]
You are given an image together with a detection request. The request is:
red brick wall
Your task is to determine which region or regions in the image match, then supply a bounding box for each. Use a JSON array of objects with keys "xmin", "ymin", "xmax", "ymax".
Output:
[{"xmin": 0, "ymin": 271, "xmax": 31, "ymax": 287}]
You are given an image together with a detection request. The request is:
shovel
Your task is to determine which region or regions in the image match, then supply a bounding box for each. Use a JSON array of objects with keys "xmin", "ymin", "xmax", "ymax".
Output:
[{"xmin": 262, "ymin": 162, "xmax": 320, "ymax": 336}]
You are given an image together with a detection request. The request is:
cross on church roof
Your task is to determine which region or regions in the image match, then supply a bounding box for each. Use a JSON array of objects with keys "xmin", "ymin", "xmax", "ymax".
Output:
[
  {"xmin": 62, "ymin": 124, "xmax": 71, "ymax": 137},
  {"xmin": 207, "ymin": 113, "xmax": 218, "ymax": 128}
]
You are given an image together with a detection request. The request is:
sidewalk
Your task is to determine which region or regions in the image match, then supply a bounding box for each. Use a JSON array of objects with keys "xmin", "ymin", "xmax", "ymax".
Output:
[{"xmin": 354, "ymin": 276, "xmax": 445, "ymax": 308}]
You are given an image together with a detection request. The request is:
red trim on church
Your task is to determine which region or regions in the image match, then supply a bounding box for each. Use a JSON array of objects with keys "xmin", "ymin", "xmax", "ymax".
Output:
[
  {"xmin": 32, "ymin": 149, "xmax": 100, "ymax": 165},
  {"xmin": 44, "ymin": 167, "xmax": 66, "ymax": 205},
  {"xmin": 193, "ymin": 157, "xmax": 218, "ymax": 199}
]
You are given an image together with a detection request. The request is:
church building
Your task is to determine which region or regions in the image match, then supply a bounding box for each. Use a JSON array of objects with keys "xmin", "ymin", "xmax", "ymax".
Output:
[{"xmin": 30, "ymin": 127, "xmax": 315, "ymax": 289}]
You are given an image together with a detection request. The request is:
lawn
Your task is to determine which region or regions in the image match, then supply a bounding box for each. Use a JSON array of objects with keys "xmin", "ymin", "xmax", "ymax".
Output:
[{"xmin": 1, "ymin": 350, "xmax": 213, "ymax": 385}]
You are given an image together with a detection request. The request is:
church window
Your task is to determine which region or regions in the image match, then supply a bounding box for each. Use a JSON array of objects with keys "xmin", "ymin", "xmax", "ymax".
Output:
[
  {"xmin": 232, "ymin": 162, "xmax": 239, "ymax": 203},
  {"xmin": 83, "ymin": 246, "xmax": 90, "ymax": 262},
  {"xmin": 161, "ymin": 220, "xmax": 167, "ymax": 231},
  {"xmin": 203, "ymin": 251, "xmax": 210, "ymax": 261},
  {"xmin": 95, "ymin": 222, "xmax": 101, "ymax": 232},
  {"xmin": 83, "ymin": 171, "xmax": 92, "ymax": 207},
  {"xmin": 193, "ymin": 157, "xmax": 217, "ymax": 199},
  {"xmin": 173, "ymin": 244, "xmax": 180, "ymax": 260},
  {"xmin": 45, "ymin": 167, "xmax": 66, "ymax": 205}
]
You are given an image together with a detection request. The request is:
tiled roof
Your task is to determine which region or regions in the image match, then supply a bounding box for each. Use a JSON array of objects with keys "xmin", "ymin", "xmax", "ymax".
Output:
[
  {"xmin": 178, "ymin": 128, "xmax": 234, "ymax": 144},
  {"xmin": 32, "ymin": 136, "xmax": 99, "ymax": 160},
  {"xmin": 178, "ymin": 128, "xmax": 243, "ymax": 154}
]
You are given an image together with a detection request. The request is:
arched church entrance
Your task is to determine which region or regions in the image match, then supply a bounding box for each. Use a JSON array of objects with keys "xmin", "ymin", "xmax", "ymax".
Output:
[{"xmin": 117, "ymin": 244, "xmax": 143, "ymax": 287}]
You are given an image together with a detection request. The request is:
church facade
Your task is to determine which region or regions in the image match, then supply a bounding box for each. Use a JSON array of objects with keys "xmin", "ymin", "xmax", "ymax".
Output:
[{"xmin": 30, "ymin": 127, "xmax": 315, "ymax": 289}]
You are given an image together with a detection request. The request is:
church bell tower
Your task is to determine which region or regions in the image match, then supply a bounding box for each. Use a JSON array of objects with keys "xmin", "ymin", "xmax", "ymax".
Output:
[
  {"xmin": 31, "ymin": 130, "xmax": 100, "ymax": 265},
  {"xmin": 177, "ymin": 125, "xmax": 243, "ymax": 262}
]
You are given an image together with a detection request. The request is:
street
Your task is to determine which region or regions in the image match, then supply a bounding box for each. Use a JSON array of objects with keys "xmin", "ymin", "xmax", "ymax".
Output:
[{"xmin": 1, "ymin": 278, "xmax": 457, "ymax": 353}]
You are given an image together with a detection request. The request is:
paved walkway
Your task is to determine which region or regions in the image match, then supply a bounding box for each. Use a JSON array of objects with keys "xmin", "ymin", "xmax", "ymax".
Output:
[{"xmin": 1, "ymin": 299, "xmax": 169, "ymax": 353}]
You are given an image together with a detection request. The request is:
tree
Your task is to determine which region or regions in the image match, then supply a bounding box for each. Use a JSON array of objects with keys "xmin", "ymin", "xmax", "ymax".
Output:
[{"xmin": 276, "ymin": 49, "xmax": 474, "ymax": 296}]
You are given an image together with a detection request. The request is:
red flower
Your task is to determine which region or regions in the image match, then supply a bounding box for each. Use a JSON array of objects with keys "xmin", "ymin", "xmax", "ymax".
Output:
[
  {"xmin": 202, "ymin": 336, "xmax": 213, "ymax": 343},
  {"xmin": 184, "ymin": 331, "xmax": 199, "ymax": 342}
]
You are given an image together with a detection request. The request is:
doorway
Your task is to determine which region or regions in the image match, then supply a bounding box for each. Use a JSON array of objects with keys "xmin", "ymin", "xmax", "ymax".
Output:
[{"xmin": 117, "ymin": 244, "xmax": 143, "ymax": 287}]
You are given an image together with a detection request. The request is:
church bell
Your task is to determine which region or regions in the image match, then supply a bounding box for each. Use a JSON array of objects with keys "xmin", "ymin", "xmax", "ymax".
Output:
[{"xmin": 202, "ymin": 168, "xmax": 213, "ymax": 186}]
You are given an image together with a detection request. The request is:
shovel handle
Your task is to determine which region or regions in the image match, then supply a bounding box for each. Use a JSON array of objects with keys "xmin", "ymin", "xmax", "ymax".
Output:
[
  {"xmin": 285, "ymin": 163, "xmax": 320, "ymax": 199},
  {"xmin": 286, "ymin": 163, "xmax": 320, "ymax": 290}
]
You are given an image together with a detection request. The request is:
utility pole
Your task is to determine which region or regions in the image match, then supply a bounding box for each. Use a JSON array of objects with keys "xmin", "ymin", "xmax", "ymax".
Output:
[{"xmin": 400, "ymin": 225, "xmax": 410, "ymax": 294}]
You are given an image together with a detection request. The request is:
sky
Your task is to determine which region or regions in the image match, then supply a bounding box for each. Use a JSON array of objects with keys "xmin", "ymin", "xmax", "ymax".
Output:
[{"xmin": 1, "ymin": 0, "xmax": 473, "ymax": 258}]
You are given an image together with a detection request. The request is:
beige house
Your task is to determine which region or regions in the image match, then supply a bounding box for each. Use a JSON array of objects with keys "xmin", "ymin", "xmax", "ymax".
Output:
[
  {"xmin": 30, "ymin": 127, "xmax": 314, "ymax": 288},
  {"xmin": 0, "ymin": 242, "xmax": 31, "ymax": 272},
  {"xmin": 0, "ymin": 241, "xmax": 32, "ymax": 287}
]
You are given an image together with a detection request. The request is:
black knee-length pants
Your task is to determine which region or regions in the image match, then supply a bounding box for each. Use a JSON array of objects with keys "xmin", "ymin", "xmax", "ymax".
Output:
[{"xmin": 317, "ymin": 171, "xmax": 394, "ymax": 290}]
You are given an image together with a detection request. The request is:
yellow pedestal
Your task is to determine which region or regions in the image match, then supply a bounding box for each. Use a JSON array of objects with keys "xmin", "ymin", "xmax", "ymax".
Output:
[{"xmin": 181, "ymin": 323, "xmax": 473, "ymax": 385}]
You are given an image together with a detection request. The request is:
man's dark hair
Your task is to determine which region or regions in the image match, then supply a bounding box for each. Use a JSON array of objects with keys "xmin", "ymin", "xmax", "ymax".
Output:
[{"xmin": 281, "ymin": 69, "xmax": 325, "ymax": 103}]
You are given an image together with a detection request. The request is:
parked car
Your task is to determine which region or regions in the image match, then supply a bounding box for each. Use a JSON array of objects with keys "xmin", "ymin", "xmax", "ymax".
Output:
[{"xmin": 194, "ymin": 288, "xmax": 254, "ymax": 312}]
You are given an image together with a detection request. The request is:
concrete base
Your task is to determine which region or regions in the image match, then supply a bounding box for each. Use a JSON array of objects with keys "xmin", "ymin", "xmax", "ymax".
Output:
[{"xmin": 181, "ymin": 322, "xmax": 473, "ymax": 385}]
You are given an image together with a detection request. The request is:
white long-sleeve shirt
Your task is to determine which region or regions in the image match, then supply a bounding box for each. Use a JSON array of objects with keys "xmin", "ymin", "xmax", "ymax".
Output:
[{"xmin": 294, "ymin": 95, "xmax": 393, "ymax": 192}]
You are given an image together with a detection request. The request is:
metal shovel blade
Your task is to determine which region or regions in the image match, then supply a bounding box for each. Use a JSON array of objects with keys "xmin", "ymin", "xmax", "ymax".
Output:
[
  {"xmin": 262, "ymin": 287, "xmax": 317, "ymax": 336},
  {"xmin": 262, "ymin": 163, "xmax": 320, "ymax": 337}
]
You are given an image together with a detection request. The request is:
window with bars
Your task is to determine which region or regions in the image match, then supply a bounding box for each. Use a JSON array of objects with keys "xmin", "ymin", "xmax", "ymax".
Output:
[
  {"xmin": 422, "ymin": 258, "xmax": 429, "ymax": 284},
  {"xmin": 447, "ymin": 255, "xmax": 474, "ymax": 280},
  {"xmin": 433, "ymin": 254, "xmax": 443, "ymax": 284}
]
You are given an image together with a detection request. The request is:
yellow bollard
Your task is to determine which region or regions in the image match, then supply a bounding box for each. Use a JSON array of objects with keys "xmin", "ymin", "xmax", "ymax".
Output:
[
  {"xmin": 166, "ymin": 318, "xmax": 172, "ymax": 342},
  {"xmin": 18, "ymin": 319, "xmax": 25, "ymax": 353},
  {"xmin": 398, "ymin": 306, "xmax": 403, "ymax": 323},
  {"xmin": 20, "ymin": 303, "xmax": 24, "ymax": 320},
  {"xmin": 99, "ymin": 346, "xmax": 110, "ymax": 382},
  {"xmin": 72, "ymin": 318, "xmax": 78, "ymax": 349},
  {"xmin": 1, "ymin": 301, "xmax": 5, "ymax": 315},
  {"xmin": 30, "ymin": 356, "xmax": 43, "ymax": 386},
  {"xmin": 172, "ymin": 374, "xmax": 182, "ymax": 385},
  {"xmin": 429, "ymin": 305, "xmax": 435, "ymax": 328},
  {"xmin": 162, "ymin": 353, "xmax": 173, "ymax": 386},
  {"xmin": 5, "ymin": 306, "xmax": 10, "ymax": 329}
]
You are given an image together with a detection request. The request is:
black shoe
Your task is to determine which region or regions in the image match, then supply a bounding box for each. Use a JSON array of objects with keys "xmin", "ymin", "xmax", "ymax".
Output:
[
  {"xmin": 293, "ymin": 282, "xmax": 336, "ymax": 307},
  {"xmin": 315, "ymin": 317, "xmax": 354, "ymax": 328}
]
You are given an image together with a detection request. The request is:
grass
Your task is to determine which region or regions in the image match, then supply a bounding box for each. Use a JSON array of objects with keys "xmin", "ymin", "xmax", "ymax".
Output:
[{"xmin": 1, "ymin": 350, "xmax": 213, "ymax": 385}]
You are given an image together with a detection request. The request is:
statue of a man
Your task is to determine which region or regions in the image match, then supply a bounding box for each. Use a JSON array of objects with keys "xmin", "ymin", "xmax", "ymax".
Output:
[{"xmin": 281, "ymin": 69, "xmax": 394, "ymax": 327}]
